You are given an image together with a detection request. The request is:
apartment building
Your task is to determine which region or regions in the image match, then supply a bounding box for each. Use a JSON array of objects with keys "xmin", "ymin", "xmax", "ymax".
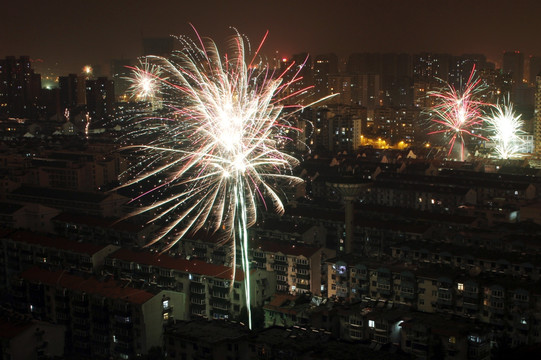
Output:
[
  {"xmin": 7, "ymin": 185, "xmax": 128, "ymax": 217},
  {"xmin": 250, "ymin": 239, "xmax": 334, "ymax": 295},
  {"xmin": 51, "ymin": 212, "xmax": 157, "ymax": 248},
  {"xmin": 0, "ymin": 309, "xmax": 65, "ymax": 360},
  {"xmin": 104, "ymin": 248, "xmax": 276, "ymax": 320},
  {"xmin": 14, "ymin": 267, "xmax": 186, "ymax": 359},
  {"xmin": 326, "ymin": 255, "xmax": 541, "ymax": 347},
  {"xmin": 0, "ymin": 229, "xmax": 119, "ymax": 289}
]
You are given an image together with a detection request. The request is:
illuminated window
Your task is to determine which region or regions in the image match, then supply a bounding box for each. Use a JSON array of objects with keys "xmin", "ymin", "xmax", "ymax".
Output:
[
  {"xmin": 449, "ymin": 336, "xmax": 456, "ymax": 344},
  {"xmin": 457, "ymin": 283, "xmax": 464, "ymax": 291},
  {"xmin": 369, "ymin": 320, "xmax": 375, "ymax": 328},
  {"xmin": 163, "ymin": 312, "xmax": 169, "ymax": 321},
  {"xmin": 162, "ymin": 300, "xmax": 169, "ymax": 309}
]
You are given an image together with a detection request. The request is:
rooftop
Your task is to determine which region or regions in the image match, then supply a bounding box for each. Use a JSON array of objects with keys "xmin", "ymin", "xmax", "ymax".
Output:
[
  {"xmin": 8, "ymin": 230, "xmax": 108, "ymax": 255},
  {"xmin": 10, "ymin": 185, "xmax": 111, "ymax": 204},
  {"xmin": 52, "ymin": 212, "xmax": 147, "ymax": 233},
  {"xmin": 110, "ymin": 248, "xmax": 245, "ymax": 281},
  {"xmin": 20, "ymin": 267, "xmax": 155, "ymax": 304},
  {"xmin": 253, "ymin": 239, "xmax": 320, "ymax": 258}
]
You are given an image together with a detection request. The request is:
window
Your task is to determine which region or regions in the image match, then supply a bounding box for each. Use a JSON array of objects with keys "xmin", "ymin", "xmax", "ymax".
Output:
[
  {"xmin": 163, "ymin": 300, "xmax": 169, "ymax": 309},
  {"xmin": 457, "ymin": 283, "xmax": 464, "ymax": 291},
  {"xmin": 369, "ymin": 320, "xmax": 375, "ymax": 328}
]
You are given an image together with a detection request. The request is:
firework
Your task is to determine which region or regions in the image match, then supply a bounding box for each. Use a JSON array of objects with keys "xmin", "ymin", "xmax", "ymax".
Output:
[
  {"xmin": 428, "ymin": 68, "xmax": 487, "ymax": 161},
  {"xmin": 126, "ymin": 60, "xmax": 163, "ymax": 106},
  {"xmin": 121, "ymin": 29, "xmax": 330, "ymax": 329},
  {"xmin": 484, "ymin": 101, "xmax": 524, "ymax": 159}
]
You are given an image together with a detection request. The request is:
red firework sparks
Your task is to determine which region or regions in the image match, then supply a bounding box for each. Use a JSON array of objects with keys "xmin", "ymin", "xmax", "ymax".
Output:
[{"xmin": 428, "ymin": 67, "xmax": 487, "ymax": 161}]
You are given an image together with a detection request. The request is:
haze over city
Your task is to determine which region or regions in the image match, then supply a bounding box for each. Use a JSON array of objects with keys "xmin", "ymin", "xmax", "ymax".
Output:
[{"xmin": 3, "ymin": 0, "xmax": 541, "ymax": 74}]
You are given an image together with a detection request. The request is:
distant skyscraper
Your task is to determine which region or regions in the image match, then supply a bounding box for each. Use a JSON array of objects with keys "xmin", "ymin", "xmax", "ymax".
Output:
[
  {"xmin": 328, "ymin": 74, "xmax": 380, "ymax": 108},
  {"xmin": 111, "ymin": 58, "xmax": 133, "ymax": 100},
  {"xmin": 413, "ymin": 53, "xmax": 451, "ymax": 82},
  {"xmin": 448, "ymin": 54, "xmax": 493, "ymax": 89},
  {"xmin": 0, "ymin": 56, "xmax": 41, "ymax": 118},
  {"xmin": 313, "ymin": 53, "xmax": 338, "ymax": 98},
  {"xmin": 280, "ymin": 53, "xmax": 313, "ymax": 105},
  {"xmin": 85, "ymin": 77, "xmax": 115, "ymax": 121},
  {"xmin": 59, "ymin": 74, "xmax": 80, "ymax": 110},
  {"xmin": 535, "ymin": 74, "xmax": 541, "ymax": 154},
  {"xmin": 529, "ymin": 56, "xmax": 541, "ymax": 86},
  {"xmin": 503, "ymin": 51, "xmax": 524, "ymax": 87}
]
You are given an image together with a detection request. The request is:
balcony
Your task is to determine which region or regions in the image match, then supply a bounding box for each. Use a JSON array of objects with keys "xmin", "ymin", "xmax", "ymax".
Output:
[
  {"xmin": 191, "ymin": 297, "xmax": 206, "ymax": 305},
  {"xmin": 190, "ymin": 283, "xmax": 206, "ymax": 293},
  {"xmin": 212, "ymin": 290, "xmax": 229, "ymax": 300},
  {"xmin": 212, "ymin": 301, "xmax": 230, "ymax": 311},
  {"xmin": 191, "ymin": 307, "xmax": 206, "ymax": 316}
]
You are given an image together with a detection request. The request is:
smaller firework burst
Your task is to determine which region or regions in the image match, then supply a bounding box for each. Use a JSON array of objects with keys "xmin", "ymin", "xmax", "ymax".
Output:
[
  {"xmin": 126, "ymin": 60, "xmax": 163, "ymax": 105},
  {"xmin": 428, "ymin": 67, "xmax": 487, "ymax": 161},
  {"xmin": 484, "ymin": 101, "xmax": 524, "ymax": 159}
]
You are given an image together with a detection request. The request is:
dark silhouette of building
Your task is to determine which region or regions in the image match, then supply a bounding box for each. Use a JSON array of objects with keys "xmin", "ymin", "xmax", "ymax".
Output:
[
  {"xmin": 85, "ymin": 77, "xmax": 115, "ymax": 121},
  {"xmin": 503, "ymin": 50, "xmax": 525, "ymax": 88},
  {"xmin": 0, "ymin": 56, "xmax": 41, "ymax": 118},
  {"xmin": 313, "ymin": 53, "xmax": 338, "ymax": 99}
]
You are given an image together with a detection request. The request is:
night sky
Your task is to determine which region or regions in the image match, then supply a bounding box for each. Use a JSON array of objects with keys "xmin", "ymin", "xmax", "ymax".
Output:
[{"xmin": 2, "ymin": 0, "xmax": 541, "ymax": 75}]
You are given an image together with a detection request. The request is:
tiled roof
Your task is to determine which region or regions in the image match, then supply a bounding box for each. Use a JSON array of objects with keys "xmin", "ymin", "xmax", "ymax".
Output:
[
  {"xmin": 0, "ymin": 202, "xmax": 24, "ymax": 215},
  {"xmin": 9, "ymin": 230, "xmax": 107, "ymax": 255},
  {"xmin": 10, "ymin": 186, "xmax": 110, "ymax": 203},
  {"xmin": 110, "ymin": 248, "xmax": 245, "ymax": 281},
  {"xmin": 0, "ymin": 317, "xmax": 32, "ymax": 340},
  {"xmin": 253, "ymin": 239, "xmax": 320, "ymax": 258},
  {"xmin": 20, "ymin": 267, "xmax": 155, "ymax": 304},
  {"xmin": 52, "ymin": 212, "xmax": 146, "ymax": 233}
]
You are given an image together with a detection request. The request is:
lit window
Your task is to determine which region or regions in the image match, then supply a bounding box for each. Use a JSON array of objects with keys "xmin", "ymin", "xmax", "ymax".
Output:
[
  {"xmin": 163, "ymin": 312, "xmax": 169, "ymax": 321},
  {"xmin": 457, "ymin": 283, "xmax": 464, "ymax": 291},
  {"xmin": 369, "ymin": 320, "xmax": 375, "ymax": 328},
  {"xmin": 449, "ymin": 336, "xmax": 456, "ymax": 344},
  {"xmin": 163, "ymin": 300, "xmax": 169, "ymax": 309}
]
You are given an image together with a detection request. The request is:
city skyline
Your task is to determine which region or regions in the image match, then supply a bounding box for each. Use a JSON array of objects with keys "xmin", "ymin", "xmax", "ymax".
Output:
[{"xmin": 2, "ymin": 0, "xmax": 541, "ymax": 74}]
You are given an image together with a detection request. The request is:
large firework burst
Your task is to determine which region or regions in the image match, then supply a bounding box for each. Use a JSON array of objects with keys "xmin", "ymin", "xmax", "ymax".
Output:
[
  {"xmin": 484, "ymin": 101, "xmax": 524, "ymax": 159},
  {"xmin": 121, "ymin": 29, "xmax": 328, "ymax": 328},
  {"xmin": 428, "ymin": 68, "xmax": 487, "ymax": 161}
]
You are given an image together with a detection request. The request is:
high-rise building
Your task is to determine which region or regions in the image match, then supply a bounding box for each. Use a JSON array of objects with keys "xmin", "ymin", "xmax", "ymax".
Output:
[
  {"xmin": 381, "ymin": 53, "xmax": 413, "ymax": 107},
  {"xmin": 58, "ymin": 74, "xmax": 87, "ymax": 110},
  {"xmin": 85, "ymin": 77, "xmax": 115, "ymax": 121},
  {"xmin": 503, "ymin": 51, "xmax": 524, "ymax": 87},
  {"xmin": 280, "ymin": 53, "xmax": 313, "ymax": 104},
  {"xmin": 111, "ymin": 58, "xmax": 134, "ymax": 100},
  {"xmin": 313, "ymin": 53, "xmax": 338, "ymax": 98},
  {"xmin": 328, "ymin": 74, "xmax": 380, "ymax": 108},
  {"xmin": 448, "ymin": 54, "xmax": 494, "ymax": 89},
  {"xmin": 0, "ymin": 56, "xmax": 41, "ymax": 118},
  {"xmin": 413, "ymin": 53, "xmax": 451, "ymax": 82},
  {"xmin": 529, "ymin": 56, "xmax": 541, "ymax": 86},
  {"xmin": 534, "ymin": 74, "xmax": 541, "ymax": 154}
]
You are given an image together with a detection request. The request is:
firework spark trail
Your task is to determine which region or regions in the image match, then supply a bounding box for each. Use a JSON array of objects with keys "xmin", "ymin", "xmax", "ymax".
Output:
[
  {"xmin": 484, "ymin": 101, "xmax": 524, "ymax": 159},
  {"xmin": 126, "ymin": 60, "xmax": 164, "ymax": 104},
  {"xmin": 428, "ymin": 67, "xmax": 487, "ymax": 161},
  {"xmin": 121, "ymin": 29, "xmax": 334, "ymax": 329}
]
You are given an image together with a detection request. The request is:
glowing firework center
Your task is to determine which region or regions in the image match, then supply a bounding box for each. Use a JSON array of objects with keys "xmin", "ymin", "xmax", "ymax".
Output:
[{"xmin": 121, "ymin": 30, "xmax": 331, "ymax": 329}]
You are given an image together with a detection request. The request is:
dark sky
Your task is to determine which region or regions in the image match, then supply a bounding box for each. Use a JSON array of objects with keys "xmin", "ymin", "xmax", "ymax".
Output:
[{"xmin": 2, "ymin": 0, "xmax": 540, "ymax": 75}]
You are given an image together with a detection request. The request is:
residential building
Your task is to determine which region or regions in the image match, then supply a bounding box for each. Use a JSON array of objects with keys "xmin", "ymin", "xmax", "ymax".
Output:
[
  {"xmin": 14, "ymin": 267, "xmax": 186, "ymax": 359},
  {"xmin": 0, "ymin": 309, "xmax": 65, "ymax": 360},
  {"xmin": 0, "ymin": 229, "xmax": 119, "ymax": 289},
  {"xmin": 104, "ymin": 248, "xmax": 276, "ymax": 320}
]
